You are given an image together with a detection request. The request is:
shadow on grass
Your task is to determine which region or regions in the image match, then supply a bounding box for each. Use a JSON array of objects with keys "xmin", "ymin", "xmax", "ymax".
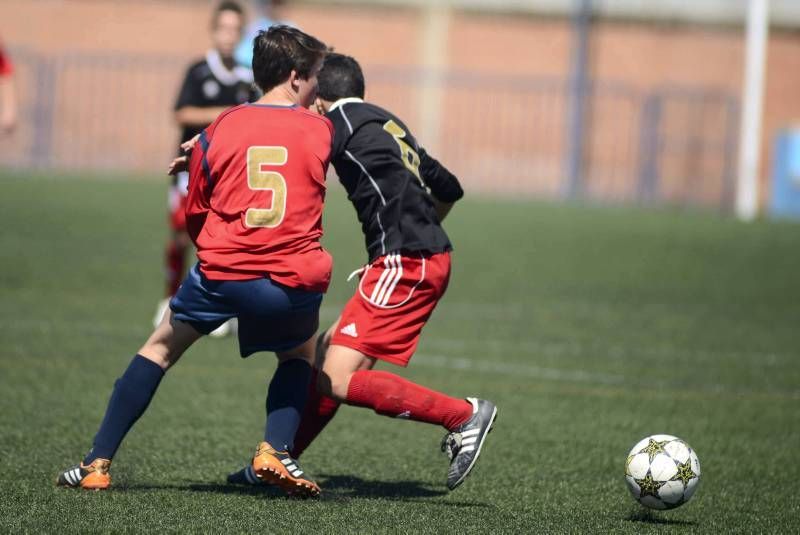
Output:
[
  {"xmin": 121, "ymin": 482, "xmax": 285, "ymax": 498},
  {"xmin": 121, "ymin": 474, "xmax": 489, "ymax": 506},
  {"xmin": 316, "ymin": 474, "xmax": 490, "ymax": 507},
  {"xmin": 625, "ymin": 508, "xmax": 696, "ymax": 526}
]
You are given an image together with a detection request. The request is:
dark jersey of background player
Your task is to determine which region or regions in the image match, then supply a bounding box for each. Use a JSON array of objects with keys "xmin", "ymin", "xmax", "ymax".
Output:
[
  {"xmin": 326, "ymin": 98, "xmax": 463, "ymax": 262},
  {"xmin": 174, "ymin": 50, "xmax": 259, "ymax": 152}
]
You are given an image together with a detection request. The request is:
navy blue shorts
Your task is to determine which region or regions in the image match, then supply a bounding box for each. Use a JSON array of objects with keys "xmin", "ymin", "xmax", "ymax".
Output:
[{"xmin": 170, "ymin": 264, "xmax": 322, "ymax": 357}]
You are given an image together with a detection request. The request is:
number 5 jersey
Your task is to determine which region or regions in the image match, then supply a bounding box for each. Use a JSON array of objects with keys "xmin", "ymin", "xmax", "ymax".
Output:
[{"xmin": 186, "ymin": 103, "xmax": 334, "ymax": 292}]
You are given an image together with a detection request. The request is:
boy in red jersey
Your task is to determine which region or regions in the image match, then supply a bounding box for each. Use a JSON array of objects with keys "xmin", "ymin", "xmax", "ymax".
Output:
[
  {"xmin": 57, "ymin": 26, "xmax": 331, "ymax": 498},
  {"xmin": 229, "ymin": 53, "xmax": 497, "ymax": 491}
]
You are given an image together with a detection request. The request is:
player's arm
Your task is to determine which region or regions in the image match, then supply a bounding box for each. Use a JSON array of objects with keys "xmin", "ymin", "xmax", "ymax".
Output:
[
  {"xmin": 418, "ymin": 148, "xmax": 464, "ymax": 222},
  {"xmin": 432, "ymin": 198, "xmax": 454, "ymax": 222}
]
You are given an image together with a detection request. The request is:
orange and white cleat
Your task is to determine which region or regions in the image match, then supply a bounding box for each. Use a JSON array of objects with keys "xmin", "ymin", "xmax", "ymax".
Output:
[
  {"xmin": 251, "ymin": 441, "xmax": 320, "ymax": 498},
  {"xmin": 56, "ymin": 458, "xmax": 112, "ymax": 490}
]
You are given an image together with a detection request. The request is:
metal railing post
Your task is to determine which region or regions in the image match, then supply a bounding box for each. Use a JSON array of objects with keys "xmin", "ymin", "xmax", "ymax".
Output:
[{"xmin": 563, "ymin": 0, "xmax": 593, "ymax": 199}]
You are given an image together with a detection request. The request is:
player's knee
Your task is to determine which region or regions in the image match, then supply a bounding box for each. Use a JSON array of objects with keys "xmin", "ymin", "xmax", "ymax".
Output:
[
  {"xmin": 317, "ymin": 368, "xmax": 350, "ymax": 402},
  {"xmin": 136, "ymin": 347, "xmax": 172, "ymax": 371}
]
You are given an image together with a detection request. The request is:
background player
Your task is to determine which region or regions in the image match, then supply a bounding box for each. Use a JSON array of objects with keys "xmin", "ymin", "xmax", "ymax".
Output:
[
  {"xmin": 0, "ymin": 39, "xmax": 17, "ymax": 134},
  {"xmin": 58, "ymin": 25, "xmax": 332, "ymax": 498},
  {"xmin": 155, "ymin": 0, "xmax": 259, "ymax": 336},
  {"xmin": 235, "ymin": 0, "xmax": 291, "ymax": 68},
  {"xmin": 229, "ymin": 53, "xmax": 497, "ymax": 491}
]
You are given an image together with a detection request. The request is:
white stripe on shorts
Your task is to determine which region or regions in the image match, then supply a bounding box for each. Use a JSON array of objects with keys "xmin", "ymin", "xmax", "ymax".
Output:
[{"xmin": 379, "ymin": 254, "xmax": 404, "ymax": 306}]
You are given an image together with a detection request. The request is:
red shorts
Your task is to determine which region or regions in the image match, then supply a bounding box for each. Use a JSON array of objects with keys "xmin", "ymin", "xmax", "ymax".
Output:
[
  {"xmin": 168, "ymin": 171, "xmax": 189, "ymax": 231},
  {"xmin": 330, "ymin": 251, "xmax": 451, "ymax": 367}
]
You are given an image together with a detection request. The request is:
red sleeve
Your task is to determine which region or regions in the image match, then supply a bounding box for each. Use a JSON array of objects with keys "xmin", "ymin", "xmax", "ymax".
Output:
[
  {"xmin": 300, "ymin": 110, "xmax": 334, "ymax": 180},
  {"xmin": 185, "ymin": 130, "xmax": 212, "ymax": 244},
  {"xmin": 0, "ymin": 46, "xmax": 13, "ymax": 77},
  {"xmin": 184, "ymin": 107, "xmax": 238, "ymax": 243}
]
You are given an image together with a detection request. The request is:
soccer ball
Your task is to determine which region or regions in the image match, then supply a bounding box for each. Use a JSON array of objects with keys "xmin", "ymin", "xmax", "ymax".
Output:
[{"xmin": 624, "ymin": 434, "xmax": 701, "ymax": 510}]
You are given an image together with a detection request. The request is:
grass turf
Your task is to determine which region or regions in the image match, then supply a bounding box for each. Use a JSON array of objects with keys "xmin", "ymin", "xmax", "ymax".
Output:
[{"xmin": 0, "ymin": 170, "xmax": 798, "ymax": 532}]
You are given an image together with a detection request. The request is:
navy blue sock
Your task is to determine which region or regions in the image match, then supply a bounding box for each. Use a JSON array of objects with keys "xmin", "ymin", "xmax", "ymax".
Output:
[
  {"xmin": 265, "ymin": 359, "xmax": 312, "ymax": 452},
  {"xmin": 84, "ymin": 354, "xmax": 165, "ymax": 464}
]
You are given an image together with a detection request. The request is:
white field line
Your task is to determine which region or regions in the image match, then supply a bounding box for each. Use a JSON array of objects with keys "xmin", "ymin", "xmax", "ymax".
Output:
[
  {"xmin": 418, "ymin": 336, "xmax": 793, "ymax": 366},
  {"xmin": 6, "ymin": 312, "xmax": 790, "ymax": 366},
  {"xmin": 413, "ymin": 353, "xmax": 626, "ymax": 385},
  {"xmin": 3, "ymin": 317, "xmax": 798, "ymax": 398},
  {"xmin": 410, "ymin": 352, "xmax": 800, "ymax": 400}
]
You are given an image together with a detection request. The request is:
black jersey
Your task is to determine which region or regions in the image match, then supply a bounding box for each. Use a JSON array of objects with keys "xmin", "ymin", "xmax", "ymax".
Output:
[
  {"xmin": 174, "ymin": 50, "xmax": 259, "ymax": 148},
  {"xmin": 326, "ymin": 99, "xmax": 464, "ymax": 262}
]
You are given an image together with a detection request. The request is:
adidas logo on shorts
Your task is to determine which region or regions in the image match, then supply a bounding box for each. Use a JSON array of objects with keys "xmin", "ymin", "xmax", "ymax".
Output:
[{"xmin": 340, "ymin": 323, "xmax": 358, "ymax": 337}]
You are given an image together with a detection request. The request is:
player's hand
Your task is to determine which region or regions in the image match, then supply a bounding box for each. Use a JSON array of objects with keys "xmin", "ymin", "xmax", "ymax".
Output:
[
  {"xmin": 168, "ymin": 134, "xmax": 200, "ymax": 175},
  {"xmin": 181, "ymin": 134, "xmax": 201, "ymax": 154},
  {"xmin": 168, "ymin": 155, "xmax": 189, "ymax": 176}
]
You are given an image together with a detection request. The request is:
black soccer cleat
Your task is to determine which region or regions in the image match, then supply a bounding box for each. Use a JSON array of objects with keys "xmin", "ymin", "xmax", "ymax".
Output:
[
  {"xmin": 441, "ymin": 397, "xmax": 497, "ymax": 491},
  {"xmin": 227, "ymin": 464, "xmax": 266, "ymax": 486}
]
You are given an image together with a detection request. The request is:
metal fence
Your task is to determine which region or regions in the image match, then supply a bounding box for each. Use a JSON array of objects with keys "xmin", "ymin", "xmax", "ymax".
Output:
[{"xmin": 1, "ymin": 49, "xmax": 738, "ymax": 210}]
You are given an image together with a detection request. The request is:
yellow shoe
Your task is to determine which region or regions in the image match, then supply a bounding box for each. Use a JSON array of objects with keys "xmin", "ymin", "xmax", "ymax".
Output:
[
  {"xmin": 56, "ymin": 458, "xmax": 112, "ymax": 490},
  {"xmin": 251, "ymin": 441, "xmax": 320, "ymax": 498}
]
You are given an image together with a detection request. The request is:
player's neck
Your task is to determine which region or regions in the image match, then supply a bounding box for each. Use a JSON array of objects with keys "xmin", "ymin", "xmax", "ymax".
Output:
[
  {"xmin": 258, "ymin": 85, "xmax": 299, "ymax": 107},
  {"xmin": 220, "ymin": 55, "xmax": 236, "ymax": 71}
]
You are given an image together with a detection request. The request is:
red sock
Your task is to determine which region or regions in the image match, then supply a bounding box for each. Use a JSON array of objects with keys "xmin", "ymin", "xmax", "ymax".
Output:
[
  {"xmin": 345, "ymin": 370, "xmax": 472, "ymax": 431},
  {"xmin": 165, "ymin": 240, "xmax": 186, "ymax": 297},
  {"xmin": 290, "ymin": 369, "xmax": 340, "ymax": 458}
]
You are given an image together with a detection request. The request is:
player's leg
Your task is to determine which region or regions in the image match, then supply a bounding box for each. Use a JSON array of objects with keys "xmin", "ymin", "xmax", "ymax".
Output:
[
  {"xmin": 249, "ymin": 336, "xmax": 321, "ymax": 497},
  {"xmin": 322, "ymin": 251, "xmax": 497, "ymax": 490},
  {"xmin": 320, "ymin": 344, "xmax": 473, "ymax": 430},
  {"xmin": 264, "ymin": 338, "xmax": 316, "ymax": 455},
  {"xmin": 227, "ymin": 327, "xmax": 342, "ymax": 487},
  {"xmin": 320, "ymin": 342, "xmax": 496, "ymax": 490},
  {"xmin": 289, "ymin": 322, "xmax": 346, "ymax": 458},
  {"xmin": 225, "ymin": 276, "xmax": 324, "ymax": 497},
  {"xmin": 57, "ymin": 311, "xmax": 203, "ymax": 489}
]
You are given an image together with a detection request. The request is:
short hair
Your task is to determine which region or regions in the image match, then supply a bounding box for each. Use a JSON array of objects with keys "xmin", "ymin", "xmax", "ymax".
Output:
[
  {"xmin": 212, "ymin": 1, "xmax": 244, "ymax": 28},
  {"xmin": 317, "ymin": 53, "xmax": 365, "ymax": 101},
  {"xmin": 252, "ymin": 25, "xmax": 328, "ymax": 93}
]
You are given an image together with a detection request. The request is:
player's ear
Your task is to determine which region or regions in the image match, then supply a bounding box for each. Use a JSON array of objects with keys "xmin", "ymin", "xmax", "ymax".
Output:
[{"xmin": 289, "ymin": 69, "xmax": 301, "ymax": 91}]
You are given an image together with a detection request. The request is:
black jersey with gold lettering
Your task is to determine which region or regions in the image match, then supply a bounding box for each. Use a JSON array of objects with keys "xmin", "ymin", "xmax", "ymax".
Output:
[
  {"xmin": 326, "ymin": 98, "xmax": 464, "ymax": 262},
  {"xmin": 174, "ymin": 50, "xmax": 258, "ymax": 148}
]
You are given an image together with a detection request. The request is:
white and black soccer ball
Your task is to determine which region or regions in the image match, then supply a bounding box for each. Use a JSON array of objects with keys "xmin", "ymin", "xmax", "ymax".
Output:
[{"xmin": 624, "ymin": 434, "xmax": 701, "ymax": 510}]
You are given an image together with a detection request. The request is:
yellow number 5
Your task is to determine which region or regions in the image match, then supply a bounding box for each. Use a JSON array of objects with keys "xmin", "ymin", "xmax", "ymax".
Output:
[
  {"xmin": 383, "ymin": 120, "xmax": 424, "ymax": 186},
  {"xmin": 245, "ymin": 146, "xmax": 288, "ymax": 228}
]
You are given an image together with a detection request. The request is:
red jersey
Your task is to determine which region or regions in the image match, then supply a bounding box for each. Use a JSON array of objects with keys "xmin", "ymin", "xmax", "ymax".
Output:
[
  {"xmin": 0, "ymin": 44, "xmax": 13, "ymax": 77},
  {"xmin": 186, "ymin": 103, "xmax": 334, "ymax": 292}
]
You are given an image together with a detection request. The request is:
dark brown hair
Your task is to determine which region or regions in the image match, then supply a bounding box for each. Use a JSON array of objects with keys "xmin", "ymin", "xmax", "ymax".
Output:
[
  {"xmin": 252, "ymin": 25, "xmax": 328, "ymax": 93},
  {"xmin": 317, "ymin": 53, "xmax": 365, "ymax": 101}
]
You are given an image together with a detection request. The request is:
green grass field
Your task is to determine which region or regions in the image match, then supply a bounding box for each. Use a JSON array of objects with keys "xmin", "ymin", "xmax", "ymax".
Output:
[{"xmin": 1, "ymin": 170, "xmax": 798, "ymax": 532}]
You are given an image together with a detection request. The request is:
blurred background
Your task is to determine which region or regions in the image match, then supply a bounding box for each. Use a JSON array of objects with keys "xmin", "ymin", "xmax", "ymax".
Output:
[{"xmin": 1, "ymin": 0, "xmax": 798, "ymax": 217}]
